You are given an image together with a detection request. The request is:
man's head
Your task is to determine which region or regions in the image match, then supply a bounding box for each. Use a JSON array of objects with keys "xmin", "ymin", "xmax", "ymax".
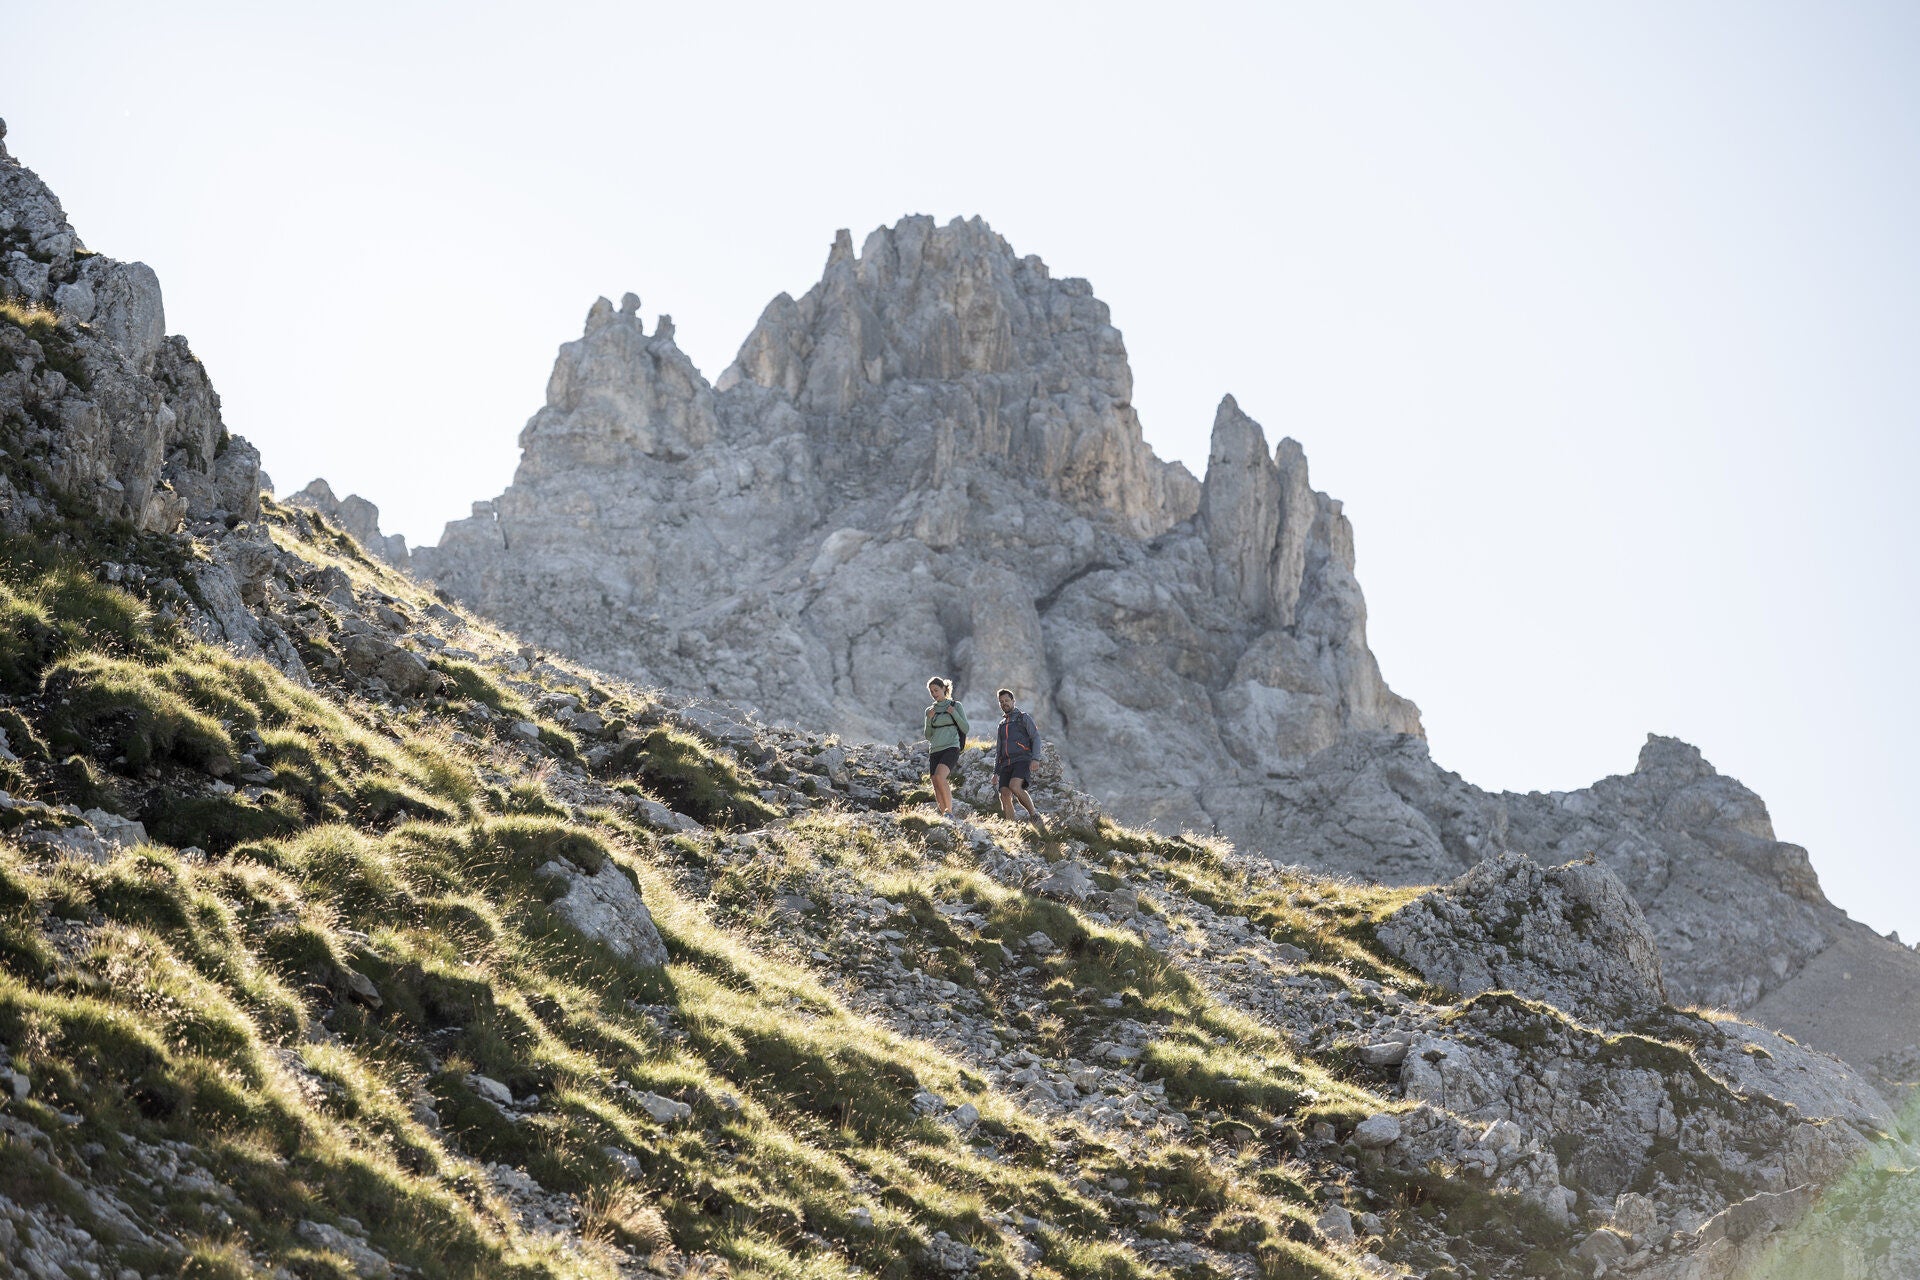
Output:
[
  {"xmin": 997, "ymin": 688, "xmax": 1016, "ymax": 712},
  {"xmin": 927, "ymin": 676, "xmax": 951, "ymax": 699}
]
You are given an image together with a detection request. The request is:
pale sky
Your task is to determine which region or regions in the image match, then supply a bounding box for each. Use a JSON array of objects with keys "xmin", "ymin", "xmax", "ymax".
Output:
[{"xmin": 7, "ymin": 2, "xmax": 1917, "ymax": 940}]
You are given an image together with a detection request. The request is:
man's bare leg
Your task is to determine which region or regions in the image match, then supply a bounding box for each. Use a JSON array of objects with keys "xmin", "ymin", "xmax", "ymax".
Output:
[
  {"xmin": 1010, "ymin": 779, "xmax": 1041, "ymax": 824},
  {"xmin": 998, "ymin": 783, "xmax": 1015, "ymax": 819}
]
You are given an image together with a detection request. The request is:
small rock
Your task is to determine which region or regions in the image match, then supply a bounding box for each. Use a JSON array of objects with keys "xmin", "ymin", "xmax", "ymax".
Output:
[
  {"xmin": 948, "ymin": 1102, "xmax": 980, "ymax": 1132},
  {"xmin": 636, "ymin": 1090, "xmax": 692, "ymax": 1124},
  {"xmin": 1574, "ymin": 1228, "xmax": 1629, "ymax": 1271},
  {"xmin": 602, "ymin": 1145, "xmax": 646, "ymax": 1178},
  {"xmin": 340, "ymin": 633, "xmax": 440, "ymax": 696},
  {"xmin": 1035, "ymin": 861, "xmax": 1095, "ymax": 902},
  {"xmin": 342, "ymin": 969, "xmax": 382, "ymax": 1008},
  {"xmin": 1024, "ymin": 931, "xmax": 1057, "ymax": 954},
  {"xmin": 1316, "ymin": 1204, "xmax": 1355, "ymax": 1244},
  {"xmin": 774, "ymin": 893, "xmax": 818, "ymax": 920},
  {"xmin": 1613, "ymin": 1190, "xmax": 1659, "ymax": 1242},
  {"xmin": 1482, "ymin": 1118, "xmax": 1525, "ymax": 1154},
  {"xmin": 926, "ymin": 1230, "xmax": 979, "ymax": 1272},
  {"xmin": 1351, "ymin": 1113, "xmax": 1401, "ymax": 1149},
  {"xmin": 466, "ymin": 1074, "xmax": 514, "ymax": 1107},
  {"xmin": 1358, "ymin": 1041, "xmax": 1409, "ymax": 1067},
  {"xmin": 296, "ymin": 1219, "xmax": 392, "ymax": 1278}
]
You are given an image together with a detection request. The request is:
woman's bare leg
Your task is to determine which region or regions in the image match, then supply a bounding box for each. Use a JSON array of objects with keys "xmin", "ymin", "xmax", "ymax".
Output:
[{"xmin": 933, "ymin": 763, "xmax": 952, "ymax": 815}]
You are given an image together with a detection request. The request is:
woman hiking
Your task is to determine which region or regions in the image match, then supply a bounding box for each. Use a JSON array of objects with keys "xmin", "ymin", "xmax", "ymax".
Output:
[{"xmin": 921, "ymin": 677, "xmax": 969, "ymax": 818}]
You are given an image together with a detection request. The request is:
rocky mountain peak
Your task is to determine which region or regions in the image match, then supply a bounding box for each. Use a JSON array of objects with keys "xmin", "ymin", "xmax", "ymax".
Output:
[
  {"xmin": 412, "ymin": 215, "xmax": 1421, "ymax": 826},
  {"xmin": 1201, "ymin": 394, "xmax": 1321, "ymax": 627},
  {"xmin": 286, "ymin": 478, "xmax": 409, "ymax": 565},
  {"xmin": 521, "ymin": 290, "xmax": 718, "ymax": 473},
  {"xmin": 1634, "ymin": 731, "xmax": 1721, "ymax": 788},
  {"xmin": 347, "ymin": 199, "xmax": 1917, "ymax": 1098},
  {"xmin": 0, "ymin": 119, "xmax": 258, "ymax": 536},
  {"xmin": 718, "ymin": 214, "xmax": 1198, "ymax": 537}
]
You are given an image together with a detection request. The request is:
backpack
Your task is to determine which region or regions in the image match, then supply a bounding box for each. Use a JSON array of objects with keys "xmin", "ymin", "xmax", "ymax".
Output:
[
  {"xmin": 1000, "ymin": 710, "xmax": 1037, "ymax": 761},
  {"xmin": 928, "ymin": 700, "xmax": 962, "ymax": 733}
]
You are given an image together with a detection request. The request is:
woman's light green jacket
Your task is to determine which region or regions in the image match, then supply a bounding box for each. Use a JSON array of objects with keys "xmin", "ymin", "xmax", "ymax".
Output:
[{"xmin": 923, "ymin": 698, "xmax": 969, "ymax": 752}]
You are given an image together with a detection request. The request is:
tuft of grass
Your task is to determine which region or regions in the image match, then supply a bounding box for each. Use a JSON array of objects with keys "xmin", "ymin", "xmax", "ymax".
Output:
[
  {"xmin": 45, "ymin": 650, "xmax": 235, "ymax": 772},
  {"xmin": 582, "ymin": 1182, "xmax": 676, "ymax": 1256},
  {"xmin": 0, "ymin": 560, "xmax": 154, "ymax": 693},
  {"xmin": 599, "ymin": 726, "xmax": 777, "ymax": 829},
  {"xmin": 0, "ymin": 296, "xmax": 90, "ymax": 390}
]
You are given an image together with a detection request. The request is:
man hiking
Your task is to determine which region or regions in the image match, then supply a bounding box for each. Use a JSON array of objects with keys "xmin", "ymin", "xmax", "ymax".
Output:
[
  {"xmin": 921, "ymin": 677, "xmax": 968, "ymax": 818},
  {"xmin": 993, "ymin": 688, "xmax": 1043, "ymax": 826}
]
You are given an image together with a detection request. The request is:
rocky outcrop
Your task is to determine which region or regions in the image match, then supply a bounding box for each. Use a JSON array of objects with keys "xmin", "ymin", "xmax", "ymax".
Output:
[
  {"xmin": 286, "ymin": 478, "xmax": 410, "ymax": 565},
  {"xmin": 1377, "ymin": 852, "xmax": 1667, "ymax": 1020},
  {"xmin": 1257, "ymin": 731, "xmax": 1920, "ymax": 1089},
  {"xmin": 0, "ymin": 119, "xmax": 258, "ymax": 536},
  {"xmin": 412, "ymin": 216, "xmax": 1419, "ymax": 844}
]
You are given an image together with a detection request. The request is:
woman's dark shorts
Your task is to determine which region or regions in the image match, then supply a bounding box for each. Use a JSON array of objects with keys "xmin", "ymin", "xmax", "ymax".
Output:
[
  {"xmin": 995, "ymin": 760, "xmax": 1031, "ymax": 788},
  {"xmin": 929, "ymin": 747, "xmax": 960, "ymax": 775}
]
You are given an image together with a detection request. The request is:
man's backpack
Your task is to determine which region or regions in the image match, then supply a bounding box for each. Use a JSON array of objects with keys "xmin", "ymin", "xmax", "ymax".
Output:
[{"xmin": 1002, "ymin": 710, "xmax": 1038, "ymax": 762}]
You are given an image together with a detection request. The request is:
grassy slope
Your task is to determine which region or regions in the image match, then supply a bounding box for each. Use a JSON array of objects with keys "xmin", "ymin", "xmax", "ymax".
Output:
[
  {"xmin": 0, "ymin": 504, "xmax": 1408, "ymax": 1280},
  {"xmin": 6, "ymin": 490, "xmax": 1868, "ymax": 1280}
]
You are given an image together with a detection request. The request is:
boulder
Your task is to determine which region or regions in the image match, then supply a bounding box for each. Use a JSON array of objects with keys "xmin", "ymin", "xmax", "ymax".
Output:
[
  {"xmin": 22, "ymin": 809, "xmax": 150, "ymax": 863},
  {"xmin": 534, "ymin": 858, "xmax": 668, "ymax": 968},
  {"xmin": 1350, "ymin": 1113, "xmax": 1401, "ymax": 1149},
  {"xmin": 1376, "ymin": 853, "xmax": 1666, "ymax": 1020},
  {"xmin": 340, "ymin": 634, "xmax": 440, "ymax": 695}
]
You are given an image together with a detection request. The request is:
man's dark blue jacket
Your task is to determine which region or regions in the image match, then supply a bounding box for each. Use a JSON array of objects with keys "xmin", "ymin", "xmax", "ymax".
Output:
[{"xmin": 996, "ymin": 709, "xmax": 1038, "ymax": 766}]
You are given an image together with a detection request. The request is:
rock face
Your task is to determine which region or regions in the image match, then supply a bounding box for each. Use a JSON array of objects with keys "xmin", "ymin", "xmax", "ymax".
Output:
[
  {"xmin": 0, "ymin": 120, "xmax": 258, "ymax": 536},
  {"xmin": 412, "ymin": 216, "xmax": 1420, "ymax": 842}
]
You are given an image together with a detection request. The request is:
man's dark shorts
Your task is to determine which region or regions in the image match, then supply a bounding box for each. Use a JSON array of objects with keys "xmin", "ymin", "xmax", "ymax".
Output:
[
  {"xmin": 996, "ymin": 760, "xmax": 1031, "ymax": 789},
  {"xmin": 929, "ymin": 746, "xmax": 960, "ymax": 775}
]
